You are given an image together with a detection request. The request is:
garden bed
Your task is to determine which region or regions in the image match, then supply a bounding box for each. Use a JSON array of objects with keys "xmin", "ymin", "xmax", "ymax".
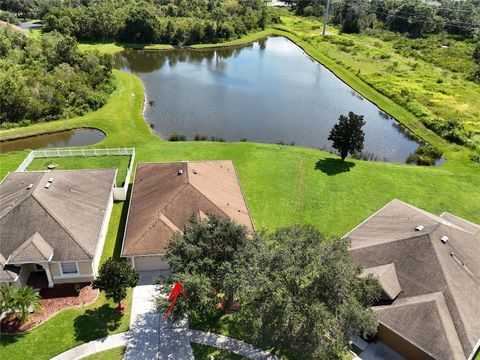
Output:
[{"xmin": 0, "ymin": 283, "xmax": 98, "ymax": 334}]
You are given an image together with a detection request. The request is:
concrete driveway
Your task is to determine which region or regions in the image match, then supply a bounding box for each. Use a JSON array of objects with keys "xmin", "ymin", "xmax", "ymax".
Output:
[{"xmin": 124, "ymin": 278, "xmax": 194, "ymax": 360}]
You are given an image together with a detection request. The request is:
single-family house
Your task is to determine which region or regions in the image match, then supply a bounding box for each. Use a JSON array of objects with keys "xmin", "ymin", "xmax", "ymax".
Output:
[
  {"xmin": 121, "ymin": 161, "xmax": 254, "ymax": 271},
  {"xmin": 346, "ymin": 199, "xmax": 480, "ymax": 360},
  {"xmin": 0, "ymin": 170, "xmax": 116, "ymax": 288}
]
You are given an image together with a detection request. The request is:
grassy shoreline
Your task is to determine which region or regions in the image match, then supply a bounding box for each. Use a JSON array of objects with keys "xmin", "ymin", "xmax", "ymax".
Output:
[{"xmin": 3, "ymin": 26, "xmax": 472, "ymax": 164}]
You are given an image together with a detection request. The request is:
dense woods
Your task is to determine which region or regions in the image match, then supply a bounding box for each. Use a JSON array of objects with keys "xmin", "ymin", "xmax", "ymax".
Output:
[
  {"xmin": 39, "ymin": 0, "xmax": 278, "ymax": 45},
  {"xmin": 0, "ymin": 28, "xmax": 114, "ymax": 127}
]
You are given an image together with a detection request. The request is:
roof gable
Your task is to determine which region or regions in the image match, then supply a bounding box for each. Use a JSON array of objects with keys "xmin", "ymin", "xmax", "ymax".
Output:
[
  {"xmin": 8, "ymin": 232, "xmax": 54, "ymax": 263},
  {"xmin": 0, "ymin": 170, "xmax": 116, "ymax": 262},
  {"xmin": 347, "ymin": 199, "xmax": 480, "ymax": 359}
]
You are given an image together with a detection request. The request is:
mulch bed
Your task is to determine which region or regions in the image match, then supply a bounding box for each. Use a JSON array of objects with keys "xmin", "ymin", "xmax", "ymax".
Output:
[{"xmin": 0, "ymin": 283, "xmax": 99, "ymax": 334}]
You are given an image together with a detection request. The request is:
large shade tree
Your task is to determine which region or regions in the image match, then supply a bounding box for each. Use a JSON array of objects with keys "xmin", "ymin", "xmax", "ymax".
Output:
[
  {"xmin": 155, "ymin": 213, "xmax": 252, "ymax": 320},
  {"xmin": 237, "ymin": 225, "xmax": 381, "ymax": 359},
  {"xmin": 328, "ymin": 111, "xmax": 366, "ymax": 161}
]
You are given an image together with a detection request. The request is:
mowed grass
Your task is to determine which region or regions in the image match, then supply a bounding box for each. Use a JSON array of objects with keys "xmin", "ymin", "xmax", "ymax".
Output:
[
  {"xmin": 82, "ymin": 346, "xmax": 126, "ymax": 360},
  {"xmin": 27, "ymin": 155, "xmax": 131, "ymax": 187},
  {"xmin": 1, "ymin": 70, "xmax": 479, "ymax": 234}
]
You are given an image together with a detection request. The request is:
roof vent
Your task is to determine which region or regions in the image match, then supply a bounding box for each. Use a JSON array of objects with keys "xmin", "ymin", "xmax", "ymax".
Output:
[
  {"xmin": 193, "ymin": 169, "xmax": 198, "ymax": 174},
  {"xmin": 415, "ymin": 225, "xmax": 424, "ymax": 231},
  {"xmin": 44, "ymin": 182, "xmax": 51, "ymax": 189},
  {"xmin": 177, "ymin": 169, "xmax": 183, "ymax": 175},
  {"xmin": 441, "ymin": 235, "xmax": 449, "ymax": 244},
  {"xmin": 27, "ymin": 183, "xmax": 34, "ymax": 190},
  {"xmin": 48, "ymin": 177, "xmax": 54, "ymax": 183}
]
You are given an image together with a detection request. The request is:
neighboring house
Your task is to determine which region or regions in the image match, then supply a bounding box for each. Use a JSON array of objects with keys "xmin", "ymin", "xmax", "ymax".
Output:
[
  {"xmin": 0, "ymin": 170, "xmax": 117, "ymax": 288},
  {"xmin": 122, "ymin": 161, "xmax": 254, "ymax": 271},
  {"xmin": 345, "ymin": 199, "xmax": 480, "ymax": 360}
]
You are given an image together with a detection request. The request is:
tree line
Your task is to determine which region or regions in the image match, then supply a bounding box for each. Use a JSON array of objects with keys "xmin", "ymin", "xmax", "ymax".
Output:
[
  {"xmin": 287, "ymin": 0, "xmax": 479, "ymax": 38},
  {"xmin": 0, "ymin": 0, "xmax": 281, "ymax": 45},
  {"xmin": 0, "ymin": 28, "xmax": 114, "ymax": 127}
]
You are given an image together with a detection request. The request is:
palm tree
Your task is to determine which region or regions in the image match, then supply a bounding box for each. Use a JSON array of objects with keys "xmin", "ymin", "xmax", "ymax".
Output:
[
  {"xmin": 13, "ymin": 286, "xmax": 41, "ymax": 323},
  {"xmin": 0, "ymin": 285, "xmax": 17, "ymax": 315}
]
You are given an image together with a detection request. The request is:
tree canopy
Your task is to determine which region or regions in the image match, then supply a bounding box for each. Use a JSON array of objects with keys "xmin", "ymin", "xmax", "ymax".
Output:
[
  {"xmin": 41, "ymin": 0, "xmax": 279, "ymax": 45},
  {"xmin": 0, "ymin": 27, "xmax": 114, "ymax": 128},
  {"xmin": 237, "ymin": 226, "xmax": 381, "ymax": 358},
  {"xmin": 155, "ymin": 217, "xmax": 381, "ymax": 359},
  {"xmin": 155, "ymin": 213, "xmax": 252, "ymax": 319},
  {"xmin": 328, "ymin": 111, "xmax": 366, "ymax": 161}
]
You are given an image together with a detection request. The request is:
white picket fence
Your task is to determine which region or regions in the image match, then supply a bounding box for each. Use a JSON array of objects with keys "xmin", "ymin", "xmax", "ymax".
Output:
[{"xmin": 16, "ymin": 147, "xmax": 135, "ymax": 201}]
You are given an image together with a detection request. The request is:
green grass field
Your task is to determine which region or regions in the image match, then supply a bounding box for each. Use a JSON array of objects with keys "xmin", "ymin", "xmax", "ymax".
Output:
[
  {"xmin": 1, "ymin": 17, "xmax": 479, "ymax": 359},
  {"xmin": 27, "ymin": 155, "xmax": 131, "ymax": 187}
]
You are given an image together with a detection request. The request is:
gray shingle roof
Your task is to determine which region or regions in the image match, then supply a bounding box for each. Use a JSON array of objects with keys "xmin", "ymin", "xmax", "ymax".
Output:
[
  {"xmin": 0, "ymin": 170, "xmax": 116, "ymax": 265},
  {"xmin": 8, "ymin": 232, "xmax": 54, "ymax": 263},
  {"xmin": 347, "ymin": 199, "xmax": 480, "ymax": 360},
  {"xmin": 362, "ymin": 263, "xmax": 402, "ymax": 300}
]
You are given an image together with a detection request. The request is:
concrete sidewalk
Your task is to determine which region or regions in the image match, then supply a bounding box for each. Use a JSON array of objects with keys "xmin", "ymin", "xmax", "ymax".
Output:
[
  {"xmin": 50, "ymin": 332, "xmax": 127, "ymax": 360},
  {"xmin": 190, "ymin": 330, "xmax": 279, "ymax": 360}
]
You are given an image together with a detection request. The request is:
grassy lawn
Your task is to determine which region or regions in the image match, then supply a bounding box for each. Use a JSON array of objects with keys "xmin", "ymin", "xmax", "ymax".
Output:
[
  {"xmin": 0, "ymin": 199, "xmax": 132, "ymax": 360},
  {"xmin": 1, "ymin": 16, "xmax": 480, "ymax": 359},
  {"xmin": 26, "ymin": 155, "xmax": 131, "ymax": 187},
  {"xmin": 191, "ymin": 343, "xmax": 248, "ymax": 360},
  {"xmin": 82, "ymin": 346, "xmax": 126, "ymax": 360}
]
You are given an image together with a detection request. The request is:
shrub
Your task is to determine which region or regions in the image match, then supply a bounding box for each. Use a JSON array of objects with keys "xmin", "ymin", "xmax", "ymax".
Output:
[
  {"xmin": 406, "ymin": 145, "xmax": 443, "ymax": 166},
  {"xmin": 194, "ymin": 134, "xmax": 208, "ymax": 141},
  {"xmin": 168, "ymin": 134, "xmax": 187, "ymax": 141}
]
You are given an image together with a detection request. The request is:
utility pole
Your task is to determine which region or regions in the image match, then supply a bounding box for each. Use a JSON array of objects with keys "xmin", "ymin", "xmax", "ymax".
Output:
[{"xmin": 322, "ymin": 0, "xmax": 331, "ymax": 35}]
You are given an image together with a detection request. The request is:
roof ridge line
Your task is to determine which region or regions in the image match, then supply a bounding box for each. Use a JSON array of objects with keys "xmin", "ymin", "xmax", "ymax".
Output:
[
  {"xmin": 350, "ymin": 231, "xmax": 431, "ymax": 250},
  {"xmin": 432, "ymin": 292, "xmax": 467, "ymax": 360},
  {"xmin": 0, "ymin": 189, "xmax": 32, "ymax": 220},
  {"xmin": 187, "ymin": 182, "xmax": 229, "ymax": 219},
  {"xmin": 31, "ymin": 196, "xmax": 92, "ymax": 257}
]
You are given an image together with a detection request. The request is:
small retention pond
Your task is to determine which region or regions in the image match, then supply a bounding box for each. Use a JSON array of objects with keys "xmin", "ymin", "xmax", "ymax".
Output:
[
  {"xmin": 116, "ymin": 36, "xmax": 424, "ymax": 163},
  {"xmin": 0, "ymin": 128, "xmax": 105, "ymax": 154}
]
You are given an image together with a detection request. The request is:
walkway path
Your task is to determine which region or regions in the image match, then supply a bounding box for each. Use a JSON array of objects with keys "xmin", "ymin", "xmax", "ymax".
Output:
[
  {"xmin": 50, "ymin": 332, "xmax": 127, "ymax": 360},
  {"xmin": 190, "ymin": 330, "xmax": 278, "ymax": 360},
  {"xmin": 51, "ymin": 283, "xmax": 278, "ymax": 360}
]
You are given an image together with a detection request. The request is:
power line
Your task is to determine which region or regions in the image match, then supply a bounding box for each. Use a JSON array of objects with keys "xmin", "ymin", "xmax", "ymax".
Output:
[{"xmin": 372, "ymin": 9, "xmax": 479, "ymax": 30}]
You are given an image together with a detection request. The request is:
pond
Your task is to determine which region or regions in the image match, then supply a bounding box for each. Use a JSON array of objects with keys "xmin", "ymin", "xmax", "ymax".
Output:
[
  {"xmin": 116, "ymin": 36, "xmax": 423, "ymax": 162},
  {"xmin": 0, "ymin": 128, "xmax": 105, "ymax": 154}
]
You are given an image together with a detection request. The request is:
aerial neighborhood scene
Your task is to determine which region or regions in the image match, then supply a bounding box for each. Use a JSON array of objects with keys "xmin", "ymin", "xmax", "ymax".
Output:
[{"xmin": 0, "ymin": 0, "xmax": 479, "ymax": 359}]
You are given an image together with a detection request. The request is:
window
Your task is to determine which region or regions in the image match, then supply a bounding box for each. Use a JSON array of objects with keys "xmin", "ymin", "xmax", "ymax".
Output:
[{"xmin": 61, "ymin": 262, "xmax": 78, "ymax": 275}]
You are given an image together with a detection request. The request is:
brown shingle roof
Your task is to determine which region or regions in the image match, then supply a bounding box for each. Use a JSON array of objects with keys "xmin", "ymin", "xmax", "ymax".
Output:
[
  {"xmin": 347, "ymin": 199, "xmax": 480, "ymax": 360},
  {"xmin": 0, "ymin": 170, "xmax": 116, "ymax": 263},
  {"xmin": 122, "ymin": 161, "xmax": 254, "ymax": 257}
]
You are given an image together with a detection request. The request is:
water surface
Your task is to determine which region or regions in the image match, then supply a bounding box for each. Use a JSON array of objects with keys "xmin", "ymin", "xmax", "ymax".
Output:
[
  {"xmin": 117, "ymin": 36, "xmax": 423, "ymax": 162},
  {"xmin": 0, "ymin": 128, "xmax": 105, "ymax": 153}
]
